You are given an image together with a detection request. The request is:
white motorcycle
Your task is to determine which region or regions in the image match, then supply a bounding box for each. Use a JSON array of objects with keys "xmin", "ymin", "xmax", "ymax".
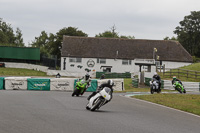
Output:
[
  {"xmin": 86, "ymin": 87, "xmax": 112, "ymax": 111},
  {"xmin": 149, "ymin": 78, "xmax": 161, "ymax": 94}
]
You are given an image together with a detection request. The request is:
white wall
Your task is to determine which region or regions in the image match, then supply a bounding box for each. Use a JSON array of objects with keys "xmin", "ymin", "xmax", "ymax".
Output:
[
  {"xmin": 61, "ymin": 57, "xmax": 136, "ymax": 73},
  {"xmin": 61, "ymin": 57, "xmax": 191, "ymax": 78}
]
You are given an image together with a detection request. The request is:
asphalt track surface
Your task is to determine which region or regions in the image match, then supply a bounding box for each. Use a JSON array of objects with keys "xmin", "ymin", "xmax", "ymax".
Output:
[{"xmin": 0, "ymin": 91, "xmax": 199, "ymax": 133}]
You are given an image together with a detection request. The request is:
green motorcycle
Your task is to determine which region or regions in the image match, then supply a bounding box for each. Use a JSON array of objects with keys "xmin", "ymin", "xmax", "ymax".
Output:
[
  {"xmin": 173, "ymin": 81, "xmax": 186, "ymax": 93},
  {"xmin": 72, "ymin": 79, "xmax": 88, "ymax": 97}
]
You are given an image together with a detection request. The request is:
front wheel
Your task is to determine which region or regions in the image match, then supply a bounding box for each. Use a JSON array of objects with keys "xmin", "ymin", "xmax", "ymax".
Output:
[
  {"xmin": 86, "ymin": 103, "xmax": 90, "ymax": 110},
  {"xmin": 176, "ymin": 87, "xmax": 182, "ymax": 93},
  {"xmin": 72, "ymin": 88, "xmax": 80, "ymax": 97},
  {"xmin": 90, "ymin": 98, "xmax": 102, "ymax": 111},
  {"xmin": 150, "ymin": 86, "xmax": 154, "ymax": 94}
]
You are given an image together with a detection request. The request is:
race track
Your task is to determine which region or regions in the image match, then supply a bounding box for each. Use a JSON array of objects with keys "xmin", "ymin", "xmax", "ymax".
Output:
[{"xmin": 0, "ymin": 91, "xmax": 199, "ymax": 133}]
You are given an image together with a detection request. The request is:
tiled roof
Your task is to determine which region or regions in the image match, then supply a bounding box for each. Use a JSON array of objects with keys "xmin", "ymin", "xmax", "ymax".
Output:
[{"xmin": 61, "ymin": 36, "xmax": 193, "ymax": 62}]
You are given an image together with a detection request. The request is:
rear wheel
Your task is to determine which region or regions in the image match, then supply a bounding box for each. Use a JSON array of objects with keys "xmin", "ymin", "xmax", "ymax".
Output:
[
  {"xmin": 183, "ymin": 89, "xmax": 186, "ymax": 93},
  {"xmin": 157, "ymin": 88, "xmax": 161, "ymax": 93}
]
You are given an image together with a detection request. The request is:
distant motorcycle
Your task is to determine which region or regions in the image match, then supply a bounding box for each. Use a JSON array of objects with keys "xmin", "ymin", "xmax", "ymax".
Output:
[
  {"xmin": 86, "ymin": 87, "xmax": 112, "ymax": 111},
  {"xmin": 173, "ymin": 81, "xmax": 186, "ymax": 93},
  {"xmin": 149, "ymin": 78, "xmax": 161, "ymax": 94},
  {"xmin": 72, "ymin": 79, "xmax": 88, "ymax": 97}
]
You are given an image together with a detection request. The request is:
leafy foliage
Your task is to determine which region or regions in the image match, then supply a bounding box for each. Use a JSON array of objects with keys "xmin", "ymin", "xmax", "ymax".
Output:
[
  {"xmin": 163, "ymin": 36, "xmax": 178, "ymax": 41},
  {"xmin": 30, "ymin": 27, "xmax": 88, "ymax": 59},
  {"xmin": 0, "ymin": 18, "xmax": 24, "ymax": 46},
  {"xmin": 95, "ymin": 25, "xmax": 135, "ymax": 39},
  {"xmin": 174, "ymin": 11, "xmax": 200, "ymax": 57}
]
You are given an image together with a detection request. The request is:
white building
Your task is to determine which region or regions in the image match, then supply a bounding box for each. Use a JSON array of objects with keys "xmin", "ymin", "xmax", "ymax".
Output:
[{"xmin": 60, "ymin": 36, "xmax": 192, "ymax": 78}]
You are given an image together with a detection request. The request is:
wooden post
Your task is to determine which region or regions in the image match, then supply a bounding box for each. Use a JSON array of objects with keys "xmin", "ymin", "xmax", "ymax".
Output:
[
  {"xmin": 160, "ymin": 65, "xmax": 161, "ymax": 73},
  {"xmin": 162, "ymin": 65, "xmax": 165, "ymax": 77},
  {"xmin": 178, "ymin": 69, "xmax": 179, "ymax": 78},
  {"xmin": 195, "ymin": 72, "xmax": 197, "ymax": 80}
]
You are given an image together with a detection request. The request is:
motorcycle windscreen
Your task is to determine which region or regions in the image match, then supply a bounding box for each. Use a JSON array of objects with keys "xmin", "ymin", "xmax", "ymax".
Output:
[{"xmin": 103, "ymin": 87, "xmax": 112, "ymax": 94}]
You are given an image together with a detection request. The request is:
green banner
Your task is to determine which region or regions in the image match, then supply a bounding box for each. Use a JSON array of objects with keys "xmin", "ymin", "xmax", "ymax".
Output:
[
  {"xmin": 27, "ymin": 78, "xmax": 50, "ymax": 91},
  {"xmin": 0, "ymin": 46, "xmax": 40, "ymax": 60},
  {"xmin": 74, "ymin": 79, "xmax": 98, "ymax": 92},
  {"xmin": 0, "ymin": 77, "xmax": 5, "ymax": 90}
]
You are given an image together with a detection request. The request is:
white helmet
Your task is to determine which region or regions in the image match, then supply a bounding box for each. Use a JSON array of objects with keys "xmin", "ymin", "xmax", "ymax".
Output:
[{"xmin": 107, "ymin": 79, "xmax": 114, "ymax": 86}]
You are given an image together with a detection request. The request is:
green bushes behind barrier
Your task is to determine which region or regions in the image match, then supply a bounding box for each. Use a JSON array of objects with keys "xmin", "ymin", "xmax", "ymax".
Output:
[{"xmin": 96, "ymin": 72, "xmax": 131, "ymax": 78}]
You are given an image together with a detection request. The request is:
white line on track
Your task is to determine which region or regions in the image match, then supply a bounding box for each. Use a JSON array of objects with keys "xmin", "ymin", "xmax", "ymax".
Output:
[{"xmin": 120, "ymin": 95, "xmax": 200, "ymax": 118}]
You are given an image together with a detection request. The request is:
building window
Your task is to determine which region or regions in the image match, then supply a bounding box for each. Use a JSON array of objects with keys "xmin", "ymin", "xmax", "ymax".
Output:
[
  {"xmin": 69, "ymin": 57, "xmax": 82, "ymax": 63},
  {"xmin": 122, "ymin": 60, "xmax": 131, "ymax": 65},
  {"xmin": 97, "ymin": 58, "xmax": 106, "ymax": 64}
]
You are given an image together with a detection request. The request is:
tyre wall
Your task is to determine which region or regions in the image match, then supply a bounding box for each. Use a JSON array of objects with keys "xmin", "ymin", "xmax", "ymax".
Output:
[
  {"xmin": 5, "ymin": 77, "xmax": 31, "ymax": 90},
  {"xmin": 0, "ymin": 78, "xmax": 124, "ymax": 91}
]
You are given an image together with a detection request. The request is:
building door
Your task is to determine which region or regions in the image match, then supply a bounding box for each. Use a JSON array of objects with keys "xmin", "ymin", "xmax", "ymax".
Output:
[{"xmin": 101, "ymin": 66, "xmax": 112, "ymax": 72}]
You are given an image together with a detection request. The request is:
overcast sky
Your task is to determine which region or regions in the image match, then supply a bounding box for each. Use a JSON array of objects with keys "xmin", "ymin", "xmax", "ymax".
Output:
[{"xmin": 1, "ymin": 0, "xmax": 200, "ymax": 45}]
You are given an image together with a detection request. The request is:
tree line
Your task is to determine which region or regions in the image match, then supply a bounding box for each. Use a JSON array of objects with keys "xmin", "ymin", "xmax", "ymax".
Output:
[{"xmin": 1, "ymin": 11, "xmax": 200, "ymax": 59}]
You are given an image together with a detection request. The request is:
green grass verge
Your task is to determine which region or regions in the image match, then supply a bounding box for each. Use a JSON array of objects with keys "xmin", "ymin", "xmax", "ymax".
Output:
[
  {"xmin": 181, "ymin": 63, "xmax": 200, "ymax": 71},
  {"xmin": 0, "ymin": 68, "xmax": 47, "ymax": 76},
  {"xmin": 159, "ymin": 63, "xmax": 200, "ymax": 82},
  {"xmin": 123, "ymin": 78, "xmax": 149, "ymax": 92},
  {"xmin": 132, "ymin": 94, "xmax": 200, "ymax": 116}
]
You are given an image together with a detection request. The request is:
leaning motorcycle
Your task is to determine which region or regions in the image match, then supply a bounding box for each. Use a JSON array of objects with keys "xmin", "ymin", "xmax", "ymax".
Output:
[
  {"xmin": 173, "ymin": 81, "xmax": 186, "ymax": 93},
  {"xmin": 86, "ymin": 87, "xmax": 112, "ymax": 111},
  {"xmin": 149, "ymin": 78, "xmax": 161, "ymax": 94},
  {"xmin": 72, "ymin": 79, "xmax": 88, "ymax": 97}
]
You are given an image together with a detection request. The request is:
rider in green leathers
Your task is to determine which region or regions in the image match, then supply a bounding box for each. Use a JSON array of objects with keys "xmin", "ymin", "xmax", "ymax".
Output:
[
  {"xmin": 79, "ymin": 74, "xmax": 91, "ymax": 94},
  {"xmin": 171, "ymin": 76, "xmax": 184, "ymax": 91}
]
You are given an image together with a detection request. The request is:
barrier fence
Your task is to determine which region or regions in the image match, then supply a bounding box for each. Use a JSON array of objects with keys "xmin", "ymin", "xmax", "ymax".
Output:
[
  {"xmin": 163, "ymin": 68, "xmax": 200, "ymax": 80},
  {"xmin": 0, "ymin": 77, "xmax": 124, "ymax": 91}
]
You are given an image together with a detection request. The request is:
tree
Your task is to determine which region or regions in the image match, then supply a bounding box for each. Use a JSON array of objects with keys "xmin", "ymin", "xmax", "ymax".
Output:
[
  {"xmin": 95, "ymin": 25, "xmax": 135, "ymax": 39},
  {"xmin": 120, "ymin": 35, "xmax": 135, "ymax": 39},
  {"xmin": 15, "ymin": 27, "xmax": 24, "ymax": 47},
  {"xmin": 31, "ymin": 31, "xmax": 49, "ymax": 57},
  {"xmin": 96, "ymin": 25, "xmax": 119, "ymax": 38},
  {"xmin": 163, "ymin": 36, "xmax": 178, "ymax": 41},
  {"xmin": 52, "ymin": 27, "xmax": 88, "ymax": 59},
  {"xmin": 174, "ymin": 11, "xmax": 200, "ymax": 56},
  {"xmin": 30, "ymin": 27, "xmax": 88, "ymax": 59},
  {"xmin": 0, "ymin": 18, "xmax": 24, "ymax": 46}
]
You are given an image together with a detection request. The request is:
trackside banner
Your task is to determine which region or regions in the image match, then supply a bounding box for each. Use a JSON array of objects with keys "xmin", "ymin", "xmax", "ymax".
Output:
[
  {"xmin": 50, "ymin": 78, "xmax": 75, "ymax": 91},
  {"xmin": 74, "ymin": 79, "xmax": 98, "ymax": 92},
  {"xmin": 0, "ymin": 77, "xmax": 4, "ymax": 90},
  {"xmin": 97, "ymin": 79, "xmax": 124, "ymax": 91},
  {"xmin": 27, "ymin": 78, "xmax": 50, "ymax": 91},
  {"xmin": 5, "ymin": 77, "xmax": 30, "ymax": 90}
]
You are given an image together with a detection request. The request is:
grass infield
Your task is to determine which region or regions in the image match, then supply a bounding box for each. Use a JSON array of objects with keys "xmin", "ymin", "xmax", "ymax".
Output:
[
  {"xmin": 132, "ymin": 94, "xmax": 200, "ymax": 116},
  {"xmin": 0, "ymin": 68, "xmax": 47, "ymax": 76}
]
